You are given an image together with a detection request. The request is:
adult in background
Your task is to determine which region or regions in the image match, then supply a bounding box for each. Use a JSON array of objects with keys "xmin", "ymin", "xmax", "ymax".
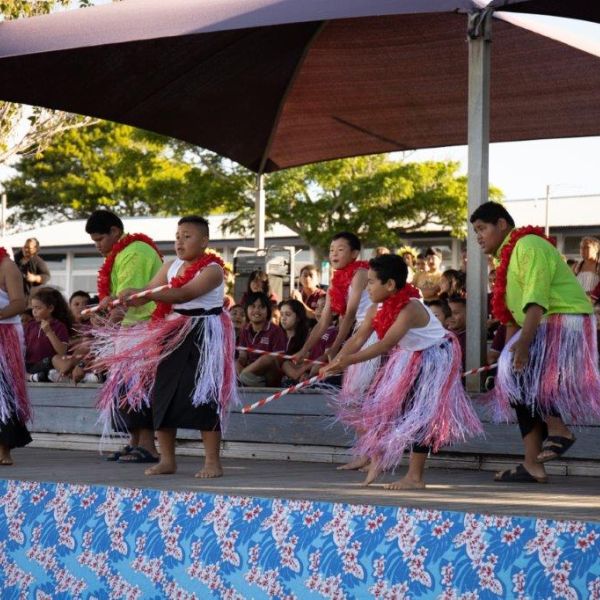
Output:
[
  {"xmin": 14, "ymin": 238, "xmax": 50, "ymax": 300},
  {"xmin": 85, "ymin": 210, "xmax": 163, "ymax": 464},
  {"xmin": 413, "ymin": 246, "xmax": 443, "ymax": 301},
  {"xmin": 574, "ymin": 236, "xmax": 600, "ymax": 296}
]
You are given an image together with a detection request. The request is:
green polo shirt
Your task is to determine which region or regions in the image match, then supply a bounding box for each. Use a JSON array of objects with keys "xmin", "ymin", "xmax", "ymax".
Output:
[
  {"xmin": 111, "ymin": 237, "xmax": 163, "ymax": 325},
  {"xmin": 496, "ymin": 233, "xmax": 592, "ymax": 327}
]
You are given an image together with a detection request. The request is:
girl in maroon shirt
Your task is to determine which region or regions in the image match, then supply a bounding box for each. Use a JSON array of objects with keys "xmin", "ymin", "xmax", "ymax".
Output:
[{"xmin": 25, "ymin": 287, "xmax": 72, "ymax": 382}]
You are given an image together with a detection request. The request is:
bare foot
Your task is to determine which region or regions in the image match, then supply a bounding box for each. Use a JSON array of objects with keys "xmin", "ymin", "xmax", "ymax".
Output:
[
  {"xmin": 337, "ymin": 456, "xmax": 369, "ymax": 471},
  {"xmin": 0, "ymin": 456, "xmax": 13, "ymax": 466},
  {"xmin": 359, "ymin": 461, "xmax": 371, "ymax": 472},
  {"xmin": 195, "ymin": 460, "xmax": 223, "ymax": 479},
  {"xmin": 362, "ymin": 462, "xmax": 382, "ymax": 486},
  {"xmin": 145, "ymin": 461, "xmax": 177, "ymax": 476},
  {"xmin": 384, "ymin": 477, "xmax": 426, "ymax": 490}
]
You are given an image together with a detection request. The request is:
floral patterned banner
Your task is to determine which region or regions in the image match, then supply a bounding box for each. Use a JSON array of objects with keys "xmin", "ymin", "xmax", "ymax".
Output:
[{"xmin": 0, "ymin": 479, "xmax": 599, "ymax": 599}]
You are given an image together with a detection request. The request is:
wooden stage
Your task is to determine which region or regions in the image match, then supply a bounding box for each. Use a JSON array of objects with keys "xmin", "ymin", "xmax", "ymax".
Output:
[{"xmin": 4, "ymin": 447, "xmax": 600, "ymax": 523}]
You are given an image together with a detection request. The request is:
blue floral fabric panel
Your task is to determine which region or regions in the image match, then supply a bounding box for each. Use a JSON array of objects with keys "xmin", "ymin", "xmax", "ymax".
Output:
[{"xmin": 0, "ymin": 479, "xmax": 599, "ymax": 599}]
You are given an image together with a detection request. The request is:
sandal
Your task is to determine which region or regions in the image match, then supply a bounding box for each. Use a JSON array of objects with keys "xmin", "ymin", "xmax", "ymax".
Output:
[
  {"xmin": 105, "ymin": 444, "xmax": 134, "ymax": 462},
  {"xmin": 494, "ymin": 464, "xmax": 548, "ymax": 484},
  {"xmin": 537, "ymin": 435, "xmax": 576, "ymax": 464},
  {"xmin": 117, "ymin": 446, "xmax": 160, "ymax": 464}
]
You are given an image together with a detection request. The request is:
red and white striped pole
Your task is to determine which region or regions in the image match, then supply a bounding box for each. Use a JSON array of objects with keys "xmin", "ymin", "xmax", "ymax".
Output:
[
  {"xmin": 236, "ymin": 346, "xmax": 326, "ymax": 366},
  {"xmin": 81, "ymin": 283, "xmax": 172, "ymax": 316}
]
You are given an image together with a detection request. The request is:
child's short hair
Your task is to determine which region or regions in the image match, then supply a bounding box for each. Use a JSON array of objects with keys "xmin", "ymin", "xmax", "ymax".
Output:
[
  {"xmin": 425, "ymin": 246, "xmax": 443, "ymax": 259},
  {"xmin": 69, "ymin": 290, "xmax": 91, "ymax": 304},
  {"xmin": 300, "ymin": 264, "xmax": 319, "ymax": 276},
  {"xmin": 426, "ymin": 299, "xmax": 451, "ymax": 319},
  {"xmin": 244, "ymin": 291, "xmax": 272, "ymax": 321},
  {"xmin": 85, "ymin": 210, "xmax": 124, "ymax": 235},
  {"xmin": 178, "ymin": 215, "xmax": 209, "ymax": 236},
  {"xmin": 469, "ymin": 201, "xmax": 515, "ymax": 227},
  {"xmin": 332, "ymin": 231, "xmax": 361, "ymax": 252},
  {"xmin": 447, "ymin": 294, "xmax": 467, "ymax": 306},
  {"xmin": 369, "ymin": 254, "xmax": 408, "ymax": 290}
]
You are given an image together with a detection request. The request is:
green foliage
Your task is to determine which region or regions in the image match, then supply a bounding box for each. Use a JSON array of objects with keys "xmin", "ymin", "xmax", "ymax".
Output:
[
  {"xmin": 4, "ymin": 121, "xmax": 240, "ymax": 225},
  {"xmin": 226, "ymin": 155, "xmax": 502, "ymax": 257}
]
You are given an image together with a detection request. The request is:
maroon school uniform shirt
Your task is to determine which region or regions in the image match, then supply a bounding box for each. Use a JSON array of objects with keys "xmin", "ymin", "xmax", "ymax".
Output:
[
  {"xmin": 309, "ymin": 325, "xmax": 338, "ymax": 360},
  {"xmin": 239, "ymin": 321, "xmax": 287, "ymax": 365},
  {"xmin": 302, "ymin": 288, "xmax": 326, "ymax": 311},
  {"xmin": 25, "ymin": 319, "xmax": 69, "ymax": 365}
]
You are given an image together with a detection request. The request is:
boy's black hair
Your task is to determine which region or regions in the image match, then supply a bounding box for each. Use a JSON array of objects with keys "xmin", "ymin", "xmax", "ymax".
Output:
[
  {"xmin": 469, "ymin": 201, "xmax": 515, "ymax": 228},
  {"xmin": 368, "ymin": 254, "xmax": 408, "ymax": 290},
  {"xmin": 244, "ymin": 291, "xmax": 272, "ymax": 321},
  {"xmin": 416, "ymin": 252, "xmax": 426, "ymax": 260},
  {"xmin": 425, "ymin": 246, "xmax": 442, "ymax": 259},
  {"xmin": 85, "ymin": 210, "xmax": 124, "ymax": 235},
  {"xmin": 69, "ymin": 290, "xmax": 91, "ymax": 303},
  {"xmin": 332, "ymin": 231, "xmax": 361, "ymax": 252},
  {"xmin": 426, "ymin": 299, "xmax": 451, "ymax": 319},
  {"xmin": 300, "ymin": 264, "xmax": 319, "ymax": 275},
  {"xmin": 178, "ymin": 215, "xmax": 209, "ymax": 237},
  {"xmin": 447, "ymin": 294, "xmax": 467, "ymax": 306}
]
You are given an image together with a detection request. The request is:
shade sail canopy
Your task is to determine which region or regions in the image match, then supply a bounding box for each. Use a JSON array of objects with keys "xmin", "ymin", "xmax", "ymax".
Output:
[{"xmin": 0, "ymin": 0, "xmax": 599, "ymax": 172}]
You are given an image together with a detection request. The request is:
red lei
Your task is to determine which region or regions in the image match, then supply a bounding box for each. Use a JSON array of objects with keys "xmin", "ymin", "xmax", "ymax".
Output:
[
  {"xmin": 152, "ymin": 253, "xmax": 225, "ymax": 320},
  {"xmin": 372, "ymin": 284, "xmax": 422, "ymax": 340},
  {"xmin": 492, "ymin": 226, "xmax": 556, "ymax": 325},
  {"xmin": 0, "ymin": 247, "xmax": 8, "ymax": 263},
  {"xmin": 97, "ymin": 233, "xmax": 163, "ymax": 300},
  {"xmin": 329, "ymin": 260, "xmax": 369, "ymax": 316}
]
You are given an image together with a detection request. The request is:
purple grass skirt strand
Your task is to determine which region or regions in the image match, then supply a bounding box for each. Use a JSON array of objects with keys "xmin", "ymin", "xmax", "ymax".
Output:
[
  {"xmin": 355, "ymin": 334, "xmax": 484, "ymax": 471},
  {"xmin": 494, "ymin": 313, "xmax": 600, "ymax": 425},
  {"xmin": 331, "ymin": 331, "xmax": 381, "ymax": 430}
]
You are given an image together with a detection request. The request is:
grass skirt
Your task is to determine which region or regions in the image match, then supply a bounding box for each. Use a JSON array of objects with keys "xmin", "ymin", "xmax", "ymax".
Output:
[
  {"xmin": 92, "ymin": 313, "xmax": 239, "ymax": 434},
  {"xmin": 493, "ymin": 314, "xmax": 600, "ymax": 424},
  {"xmin": 354, "ymin": 334, "xmax": 483, "ymax": 470}
]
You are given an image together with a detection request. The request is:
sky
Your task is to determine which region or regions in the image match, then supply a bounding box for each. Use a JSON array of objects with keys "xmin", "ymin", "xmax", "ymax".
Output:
[{"xmin": 1, "ymin": 6, "xmax": 599, "ymax": 205}]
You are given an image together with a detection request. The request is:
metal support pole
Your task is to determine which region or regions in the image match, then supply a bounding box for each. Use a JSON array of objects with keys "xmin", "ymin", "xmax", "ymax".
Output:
[
  {"xmin": 254, "ymin": 173, "xmax": 266, "ymax": 249},
  {"xmin": 466, "ymin": 10, "xmax": 492, "ymax": 392},
  {"xmin": 544, "ymin": 184, "xmax": 551, "ymax": 236}
]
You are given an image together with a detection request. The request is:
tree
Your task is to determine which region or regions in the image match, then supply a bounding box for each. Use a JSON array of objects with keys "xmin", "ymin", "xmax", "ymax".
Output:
[
  {"xmin": 225, "ymin": 155, "xmax": 502, "ymax": 258},
  {"xmin": 0, "ymin": 1, "xmax": 98, "ymax": 166},
  {"xmin": 4, "ymin": 121, "xmax": 240, "ymax": 225}
]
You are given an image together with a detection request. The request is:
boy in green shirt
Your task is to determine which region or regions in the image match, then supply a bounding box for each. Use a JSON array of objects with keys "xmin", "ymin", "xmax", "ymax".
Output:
[
  {"xmin": 470, "ymin": 201, "xmax": 600, "ymax": 484},
  {"xmin": 86, "ymin": 210, "xmax": 163, "ymax": 464}
]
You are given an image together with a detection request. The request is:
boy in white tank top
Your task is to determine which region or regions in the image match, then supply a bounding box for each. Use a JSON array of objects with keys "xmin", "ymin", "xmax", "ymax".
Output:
[{"xmin": 322, "ymin": 254, "xmax": 482, "ymax": 489}]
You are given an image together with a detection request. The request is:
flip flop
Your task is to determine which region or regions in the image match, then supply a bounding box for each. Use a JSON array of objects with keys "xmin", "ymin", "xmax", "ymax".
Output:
[
  {"xmin": 105, "ymin": 444, "xmax": 134, "ymax": 462},
  {"xmin": 494, "ymin": 464, "xmax": 548, "ymax": 484},
  {"xmin": 537, "ymin": 435, "xmax": 576, "ymax": 464},
  {"xmin": 117, "ymin": 446, "xmax": 160, "ymax": 464}
]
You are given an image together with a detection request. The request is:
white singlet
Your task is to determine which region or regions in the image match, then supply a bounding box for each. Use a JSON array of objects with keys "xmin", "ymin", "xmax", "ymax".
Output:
[
  {"xmin": 397, "ymin": 300, "xmax": 447, "ymax": 352},
  {"xmin": 576, "ymin": 270, "xmax": 600, "ymax": 294},
  {"xmin": 0, "ymin": 288, "xmax": 21, "ymax": 325},
  {"xmin": 167, "ymin": 258, "xmax": 224, "ymax": 311}
]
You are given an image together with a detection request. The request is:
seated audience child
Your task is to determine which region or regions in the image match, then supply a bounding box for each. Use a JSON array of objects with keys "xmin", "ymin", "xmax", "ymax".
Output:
[
  {"xmin": 239, "ymin": 270, "xmax": 279, "ymax": 307},
  {"xmin": 439, "ymin": 269, "xmax": 466, "ymax": 301},
  {"xmin": 291, "ymin": 264, "xmax": 326, "ymax": 320},
  {"xmin": 229, "ymin": 304, "xmax": 246, "ymax": 344},
  {"xmin": 237, "ymin": 292, "xmax": 287, "ymax": 387},
  {"xmin": 271, "ymin": 303, "xmax": 281, "ymax": 327},
  {"xmin": 426, "ymin": 299, "xmax": 451, "ymax": 328},
  {"xmin": 25, "ymin": 287, "xmax": 72, "ymax": 382},
  {"xmin": 279, "ymin": 300, "xmax": 310, "ymax": 384},
  {"xmin": 447, "ymin": 295, "xmax": 466, "ymax": 370}
]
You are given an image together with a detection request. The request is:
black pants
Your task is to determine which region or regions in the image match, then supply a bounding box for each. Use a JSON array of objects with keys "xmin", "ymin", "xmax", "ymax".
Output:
[{"xmin": 513, "ymin": 403, "xmax": 549, "ymax": 440}]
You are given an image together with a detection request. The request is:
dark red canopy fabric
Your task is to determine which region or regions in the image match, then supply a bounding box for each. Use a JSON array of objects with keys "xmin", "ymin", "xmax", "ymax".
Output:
[{"xmin": 0, "ymin": 0, "xmax": 599, "ymax": 172}]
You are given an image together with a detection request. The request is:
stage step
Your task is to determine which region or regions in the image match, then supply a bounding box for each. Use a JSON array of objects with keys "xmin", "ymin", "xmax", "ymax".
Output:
[{"xmin": 27, "ymin": 382, "xmax": 600, "ymax": 472}]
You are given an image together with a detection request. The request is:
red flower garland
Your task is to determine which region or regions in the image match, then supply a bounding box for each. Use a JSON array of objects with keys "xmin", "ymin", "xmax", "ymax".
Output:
[
  {"xmin": 492, "ymin": 226, "xmax": 556, "ymax": 325},
  {"xmin": 329, "ymin": 260, "xmax": 369, "ymax": 316},
  {"xmin": 97, "ymin": 233, "xmax": 163, "ymax": 300},
  {"xmin": 372, "ymin": 284, "xmax": 422, "ymax": 340},
  {"xmin": 152, "ymin": 253, "xmax": 225, "ymax": 320},
  {"xmin": 0, "ymin": 247, "xmax": 9, "ymax": 263}
]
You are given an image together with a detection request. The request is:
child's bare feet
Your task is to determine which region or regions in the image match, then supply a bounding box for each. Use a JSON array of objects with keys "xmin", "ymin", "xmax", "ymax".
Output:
[
  {"xmin": 195, "ymin": 458, "xmax": 223, "ymax": 479},
  {"xmin": 362, "ymin": 462, "xmax": 382, "ymax": 486},
  {"xmin": 337, "ymin": 456, "xmax": 369, "ymax": 471},
  {"xmin": 145, "ymin": 461, "xmax": 177, "ymax": 476},
  {"xmin": 384, "ymin": 476, "xmax": 426, "ymax": 490},
  {"xmin": 0, "ymin": 445, "xmax": 12, "ymax": 466}
]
